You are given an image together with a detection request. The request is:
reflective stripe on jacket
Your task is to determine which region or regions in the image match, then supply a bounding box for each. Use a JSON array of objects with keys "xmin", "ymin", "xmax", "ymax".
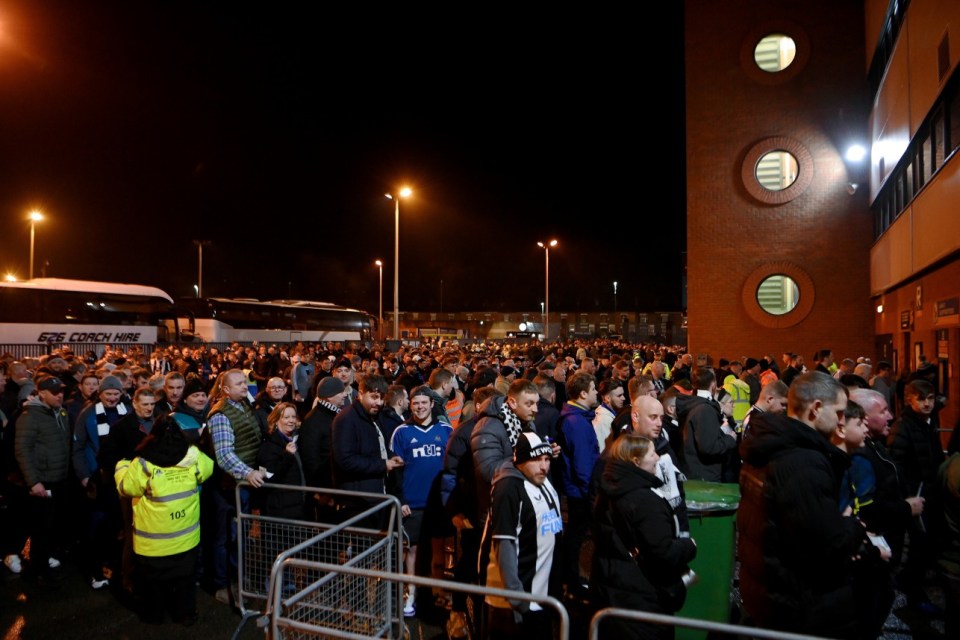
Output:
[{"xmin": 115, "ymin": 446, "xmax": 214, "ymax": 557}]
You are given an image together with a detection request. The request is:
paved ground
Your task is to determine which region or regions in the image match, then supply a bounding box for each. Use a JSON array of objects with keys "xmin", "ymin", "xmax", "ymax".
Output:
[
  {"xmin": 0, "ymin": 555, "xmax": 947, "ymax": 640},
  {"xmin": 0, "ymin": 559, "xmax": 457, "ymax": 640},
  {"xmin": 0, "ymin": 565, "xmax": 260, "ymax": 640}
]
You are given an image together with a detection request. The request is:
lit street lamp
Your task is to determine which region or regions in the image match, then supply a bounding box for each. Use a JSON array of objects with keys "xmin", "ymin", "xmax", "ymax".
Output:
[
  {"xmin": 613, "ymin": 281, "xmax": 618, "ymax": 315},
  {"xmin": 375, "ymin": 259, "xmax": 383, "ymax": 342},
  {"xmin": 28, "ymin": 210, "xmax": 43, "ymax": 280},
  {"xmin": 386, "ymin": 187, "xmax": 412, "ymax": 341},
  {"xmin": 537, "ymin": 239, "xmax": 557, "ymax": 340}
]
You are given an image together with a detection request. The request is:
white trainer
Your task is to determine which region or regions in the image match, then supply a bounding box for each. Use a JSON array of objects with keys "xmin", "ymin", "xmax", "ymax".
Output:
[
  {"xmin": 90, "ymin": 577, "xmax": 110, "ymax": 590},
  {"xmin": 4, "ymin": 555, "xmax": 22, "ymax": 574}
]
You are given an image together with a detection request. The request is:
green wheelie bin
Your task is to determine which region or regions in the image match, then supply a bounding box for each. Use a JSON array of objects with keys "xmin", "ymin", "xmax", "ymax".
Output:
[{"xmin": 675, "ymin": 480, "xmax": 740, "ymax": 640}]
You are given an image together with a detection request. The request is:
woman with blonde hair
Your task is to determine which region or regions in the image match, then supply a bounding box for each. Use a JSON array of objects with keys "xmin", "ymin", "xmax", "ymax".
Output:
[
  {"xmin": 256, "ymin": 402, "xmax": 306, "ymax": 520},
  {"xmin": 591, "ymin": 433, "xmax": 698, "ymax": 640}
]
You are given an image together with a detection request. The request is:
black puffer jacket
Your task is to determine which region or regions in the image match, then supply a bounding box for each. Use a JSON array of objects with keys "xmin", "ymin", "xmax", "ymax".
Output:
[
  {"xmin": 15, "ymin": 398, "xmax": 71, "ymax": 487},
  {"xmin": 592, "ymin": 457, "xmax": 696, "ymax": 622},
  {"xmin": 888, "ymin": 407, "xmax": 946, "ymax": 497},
  {"xmin": 677, "ymin": 393, "xmax": 736, "ymax": 482},
  {"xmin": 852, "ymin": 436, "xmax": 912, "ymax": 561},
  {"xmin": 738, "ymin": 412, "xmax": 865, "ymax": 638},
  {"xmin": 256, "ymin": 429, "xmax": 306, "ymax": 519}
]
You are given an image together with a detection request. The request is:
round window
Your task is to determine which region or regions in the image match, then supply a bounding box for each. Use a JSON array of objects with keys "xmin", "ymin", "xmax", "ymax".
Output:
[
  {"xmin": 754, "ymin": 34, "xmax": 797, "ymax": 72},
  {"xmin": 755, "ymin": 150, "xmax": 798, "ymax": 191},
  {"xmin": 741, "ymin": 137, "xmax": 812, "ymax": 204},
  {"xmin": 757, "ymin": 275, "xmax": 800, "ymax": 315}
]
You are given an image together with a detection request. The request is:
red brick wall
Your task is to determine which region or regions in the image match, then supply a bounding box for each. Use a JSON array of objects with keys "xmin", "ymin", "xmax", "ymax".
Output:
[{"xmin": 685, "ymin": 0, "xmax": 874, "ymax": 365}]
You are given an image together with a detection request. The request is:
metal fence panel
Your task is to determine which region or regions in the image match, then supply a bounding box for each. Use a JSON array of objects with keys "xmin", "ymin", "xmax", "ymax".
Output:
[
  {"xmin": 589, "ymin": 607, "xmax": 829, "ymax": 640},
  {"xmin": 269, "ymin": 564, "xmax": 571, "ymax": 640},
  {"xmin": 231, "ymin": 483, "xmax": 403, "ymax": 640}
]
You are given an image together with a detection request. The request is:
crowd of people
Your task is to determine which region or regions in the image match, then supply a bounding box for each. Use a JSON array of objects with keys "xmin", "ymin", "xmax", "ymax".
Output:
[{"xmin": 0, "ymin": 339, "xmax": 958, "ymax": 639}]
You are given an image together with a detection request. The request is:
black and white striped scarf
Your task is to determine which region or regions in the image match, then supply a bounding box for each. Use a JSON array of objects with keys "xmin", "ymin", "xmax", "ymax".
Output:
[
  {"xmin": 95, "ymin": 401, "xmax": 127, "ymax": 436},
  {"xmin": 499, "ymin": 401, "xmax": 523, "ymax": 449}
]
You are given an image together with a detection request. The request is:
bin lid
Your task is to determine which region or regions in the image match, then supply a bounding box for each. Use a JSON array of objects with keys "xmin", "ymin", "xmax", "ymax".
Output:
[{"xmin": 684, "ymin": 479, "xmax": 740, "ymax": 511}]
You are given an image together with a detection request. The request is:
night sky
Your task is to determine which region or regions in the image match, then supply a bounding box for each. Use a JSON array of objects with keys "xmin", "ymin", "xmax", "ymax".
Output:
[{"xmin": 1, "ymin": 3, "xmax": 686, "ymax": 314}]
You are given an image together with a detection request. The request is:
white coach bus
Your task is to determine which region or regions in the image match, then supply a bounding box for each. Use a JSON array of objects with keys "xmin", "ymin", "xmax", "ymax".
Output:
[
  {"xmin": 175, "ymin": 297, "xmax": 377, "ymax": 345},
  {"xmin": 0, "ymin": 278, "xmax": 185, "ymax": 349}
]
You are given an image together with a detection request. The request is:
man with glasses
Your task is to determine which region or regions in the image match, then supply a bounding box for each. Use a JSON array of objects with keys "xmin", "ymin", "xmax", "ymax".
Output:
[
  {"xmin": 15, "ymin": 375, "xmax": 71, "ymax": 586},
  {"xmin": 255, "ymin": 377, "xmax": 288, "ymax": 435}
]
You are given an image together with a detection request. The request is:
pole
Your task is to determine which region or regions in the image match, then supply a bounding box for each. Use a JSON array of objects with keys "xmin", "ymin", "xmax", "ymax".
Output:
[
  {"xmin": 377, "ymin": 261, "xmax": 383, "ymax": 342},
  {"xmin": 544, "ymin": 247, "xmax": 549, "ymax": 341},
  {"xmin": 29, "ymin": 221, "xmax": 36, "ymax": 281},
  {"xmin": 194, "ymin": 240, "xmax": 210, "ymax": 298},
  {"xmin": 394, "ymin": 197, "xmax": 400, "ymax": 341}
]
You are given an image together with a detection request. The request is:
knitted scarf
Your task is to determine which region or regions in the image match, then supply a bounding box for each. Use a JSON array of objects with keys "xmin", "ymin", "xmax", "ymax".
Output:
[
  {"xmin": 95, "ymin": 401, "xmax": 127, "ymax": 436},
  {"xmin": 499, "ymin": 401, "xmax": 523, "ymax": 449},
  {"xmin": 315, "ymin": 399, "xmax": 341, "ymax": 414}
]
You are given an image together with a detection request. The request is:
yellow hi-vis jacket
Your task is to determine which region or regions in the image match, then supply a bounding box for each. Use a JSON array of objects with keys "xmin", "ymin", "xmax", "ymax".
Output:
[
  {"xmin": 115, "ymin": 445, "xmax": 214, "ymax": 557},
  {"xmin": 723, "ymin": 375, "xmax": 753, "ymax": 423}
]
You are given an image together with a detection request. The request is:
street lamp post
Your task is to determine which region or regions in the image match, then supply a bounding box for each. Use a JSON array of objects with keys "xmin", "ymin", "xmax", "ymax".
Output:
[
  {"xmin": 537, "ymin": 239, "xmax": 557, "ymax": 340},
  {"xmin": 613, "ymin": 281, "xmax": 618, "ymax": 315},
  {"xmin": 28, "ymin": 211, "xmax": 43, "ymax": 280},
  {"xmin": 193, "ymin": 240, "xmax": 211, "ymax": 298},
  {"xmin": 386, "ymin": 188, "xmax": 411, "ymax": 341},
  {"xmin": 375, "ymin": 260, "xmax": 383, "ymax": 342}
]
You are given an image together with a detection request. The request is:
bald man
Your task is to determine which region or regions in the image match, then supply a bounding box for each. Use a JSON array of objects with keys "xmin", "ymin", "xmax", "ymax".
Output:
[
  {"xmin": 630, "ymin": 395, "xmax": 665, "ymax": 440},
  {"xmin": 627, "ymin": 395, "xmax": 688, "ymax": 533}
]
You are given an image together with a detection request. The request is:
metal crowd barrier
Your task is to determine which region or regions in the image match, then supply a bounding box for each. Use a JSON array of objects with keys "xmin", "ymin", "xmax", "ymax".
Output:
[
  {"xmin": 231, "ymin": 482, "xmax": 403, "ymax": 640},
  {"xmin": 265, "ymin": 562, "xmax": 570, "ymax": 640},
  {"xmin": 589, "ymin": 607, "xmax": 827, "ymax": 640},
  {"xmin": 0, "ymin": 342, "xmax": 151, "ymax": 360}
]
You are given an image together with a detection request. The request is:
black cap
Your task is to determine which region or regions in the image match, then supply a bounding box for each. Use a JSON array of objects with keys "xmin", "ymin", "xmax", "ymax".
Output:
[{"xmin": 36, "ymin": 376, "xmax": 65, "ymax": 394}]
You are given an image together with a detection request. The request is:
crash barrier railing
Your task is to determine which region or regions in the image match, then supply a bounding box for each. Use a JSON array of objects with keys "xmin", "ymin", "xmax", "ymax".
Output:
[
  {"xmin": 263, "ymin": 561, "xmax": 570, "ymax": 640},
  {"xmin": 231, "ymin": 482, "xmax": 403, "ymax": 640},
  {"xmin": 589, "ymin": 607, "xmax": 827, "ymax": 640}
]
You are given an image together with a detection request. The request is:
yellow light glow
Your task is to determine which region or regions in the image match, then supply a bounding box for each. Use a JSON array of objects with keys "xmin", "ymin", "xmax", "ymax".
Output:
[
  {"xmin": 28, "ymin": 210, "xmax": 43, "ymax": 222},
  {"xmin": 399, "ymin": 187, "xmax": 412, "ymax": 198},
  {"xmin": 4, "ymin": 274, "xmax": 17, "ymax": 282}
]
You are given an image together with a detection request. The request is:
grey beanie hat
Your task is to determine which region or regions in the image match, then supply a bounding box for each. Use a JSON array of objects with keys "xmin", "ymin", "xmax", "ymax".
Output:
[{"xmin": 99, "ymin": 375, "xmax": 123, "ymax": 392}]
